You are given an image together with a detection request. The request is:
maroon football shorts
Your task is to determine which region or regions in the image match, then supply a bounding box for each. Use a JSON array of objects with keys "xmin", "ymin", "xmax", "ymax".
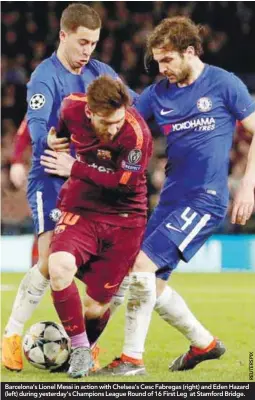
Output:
[{"xmin": 50, "ymin": 212, "xmax": 145, "ymax": 303}]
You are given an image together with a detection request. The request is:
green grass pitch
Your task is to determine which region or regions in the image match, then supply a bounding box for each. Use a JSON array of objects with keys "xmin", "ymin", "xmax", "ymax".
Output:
[{"xmin": 1, "ymin": 272, "xmax": 254, "ymax": 382}]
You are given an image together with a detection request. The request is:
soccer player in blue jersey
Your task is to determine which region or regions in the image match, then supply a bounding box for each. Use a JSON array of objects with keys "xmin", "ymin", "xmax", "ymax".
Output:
[
  {"xmin": 2, "ymin": 3, "xmax": 137, "ymax": 372},
  {"xmin": 100, "ymin": 17, "xmax": 255, "ymax": 376}
]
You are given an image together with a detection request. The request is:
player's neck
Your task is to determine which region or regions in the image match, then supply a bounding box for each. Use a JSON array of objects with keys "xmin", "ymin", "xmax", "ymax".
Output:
[
  {"xmin": 177, "ymin": 59, "xmax": 205, "ymax": 88},
  {"xmin": 56, "ymin": 48, "xmax": 82, "ymax": 75}
]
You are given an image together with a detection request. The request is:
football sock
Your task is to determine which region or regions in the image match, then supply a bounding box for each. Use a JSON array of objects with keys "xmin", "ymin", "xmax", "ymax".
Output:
[
  {"xmin": 155, "ymin": 285, "xmax": 214, "ymax": 349},
  {"xmin": 51, "ymin": 281, "xmax": 90, "ymax": 348},
  {"xmin": 85, "ymin": 308, "xmax": 111, "ymax": 346},
  {"xmin": 109, "ymin": 276, "xmax": 129, "ymax": 315},
  {"xmin": 4, "ymin": 265, "xmax": 49, "ymax": 337},
  {"xmin": 70, "ymin": 332, "xmax": 90, "ymax": 349},
  {"xmin": 122, "ymin": 271, "xmax": 156, "ymax": 360}
]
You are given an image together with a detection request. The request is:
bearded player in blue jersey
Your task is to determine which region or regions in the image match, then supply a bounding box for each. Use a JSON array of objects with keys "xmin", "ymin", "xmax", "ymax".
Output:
[
  {"xmin": 2, "ymin": 3, "xmax": 138, "ymax": 372},
  {"xmin": 100, "ymin": 17, "xmax": 255, "ymax": 376}
]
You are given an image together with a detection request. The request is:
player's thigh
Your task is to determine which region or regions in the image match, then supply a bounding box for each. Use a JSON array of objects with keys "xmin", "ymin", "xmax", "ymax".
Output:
[
  {"xmin": 50, "ymin": 213, "xmax": 99, "ymax": 268},
  {"xmin": 84, "ymin": 224, "xmax": 145, "ymax": 304},
  {"xmin": 27, "ymin": 178, "xmax": 63, "ymax": 235}
]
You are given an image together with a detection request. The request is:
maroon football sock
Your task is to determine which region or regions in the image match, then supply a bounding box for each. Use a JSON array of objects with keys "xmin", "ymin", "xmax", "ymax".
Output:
[
  {"xmin": 51, "ymin": 281, "xmax": 86, "ymax": 338},
  {"xmin": 85, "ymin": 308, "xmax": 111, "ymax": 346}
]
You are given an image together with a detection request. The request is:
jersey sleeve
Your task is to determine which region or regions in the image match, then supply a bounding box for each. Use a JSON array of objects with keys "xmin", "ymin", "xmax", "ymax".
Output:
[
  {"xmin": 135, "ymin": 85, "xmax": 154, "ymax": 121},
  {"xmin": 11, "ymin": 118, "xmax": 31, "ymax": 164},
  {"xmin": 224, "ymin": 74, "xmax": 255, "ymax": 121},
  {"xmin": 26, "ymin": 77, "xmax": 55, "ymax": 150}
]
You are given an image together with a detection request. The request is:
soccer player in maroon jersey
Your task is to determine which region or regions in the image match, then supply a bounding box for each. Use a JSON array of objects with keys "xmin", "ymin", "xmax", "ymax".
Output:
[{"xmin": 40, "ymin": 75, "xmax": 152, "ymax": 378}]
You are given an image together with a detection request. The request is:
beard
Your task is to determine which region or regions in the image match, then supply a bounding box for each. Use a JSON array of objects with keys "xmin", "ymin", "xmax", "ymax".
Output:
[
  {"xmin": 166, "ymin": 63, "xmax": 192, "ymax": 85},
  {"xmin": 176, "ymin": 65, "xmax": 192, "ymax": 84},
  {"xmin": 98, "ymin": 132, "xmax": 112, "ymax": 143},
  {"xmin": 93, "ymin": 126, "xmax": 112, "ymax": 143}
]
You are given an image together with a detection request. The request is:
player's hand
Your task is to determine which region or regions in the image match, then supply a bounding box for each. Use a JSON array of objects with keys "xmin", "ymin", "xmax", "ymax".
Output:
[
  {"xmin": 47, "ymin": 127, "xmax": 70, "ymax": 152},
  {"xmin": 40, "ymin": 150, "xmax": 75, "ymax": 177},
  {"xmin": 9, "ymin": 163, "xmax": 27, "ymax": 189},
  {"xmin": 231, "ymin": 180, "xmax": 255, "ymax": 225}
]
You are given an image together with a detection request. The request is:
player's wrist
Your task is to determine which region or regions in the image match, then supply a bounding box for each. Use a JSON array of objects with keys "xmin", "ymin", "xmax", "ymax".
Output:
[{"xmin": 240, "ymin": 176, "xmax": 255, "ymax": 189}]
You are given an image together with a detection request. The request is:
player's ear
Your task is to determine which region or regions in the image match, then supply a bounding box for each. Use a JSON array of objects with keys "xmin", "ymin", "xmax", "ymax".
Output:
[
  {"xmin": 59, "ymin": 30, "xmax": 67, "ymax": 43},
  {"xmin": 85, "ymin": 104, "xmax": 92, "ymax": 119},
  {"xmin": 185, "ymin": 46, "xmax": 195, "ymax": 56}
]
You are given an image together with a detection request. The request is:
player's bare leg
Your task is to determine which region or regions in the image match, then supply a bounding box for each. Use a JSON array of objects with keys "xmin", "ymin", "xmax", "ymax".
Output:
[
  {"xmin": 99, "ymin": 251, "xmax": 157, "ymax": 376},
  {"xmin": 2, "ymin": 232, "xmax": 51, "ymax": 371},
  {"xmin": 49, "ymin": 251, "xmax": 93, "ymax": 378}
]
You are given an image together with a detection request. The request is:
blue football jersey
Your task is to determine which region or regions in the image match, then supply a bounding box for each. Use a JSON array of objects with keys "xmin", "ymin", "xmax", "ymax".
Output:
[{"xmin": 136, "ymin": 65, "xmax": 255, "ymax": 206}]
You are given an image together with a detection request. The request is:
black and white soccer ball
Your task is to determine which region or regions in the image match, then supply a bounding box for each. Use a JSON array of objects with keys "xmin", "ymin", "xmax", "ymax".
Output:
[{"xmin": 23, "ymin": 321, "xmax": 71, "ymax": 370}]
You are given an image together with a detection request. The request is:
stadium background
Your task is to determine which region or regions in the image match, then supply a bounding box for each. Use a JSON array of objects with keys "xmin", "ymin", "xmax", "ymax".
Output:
[{"xmin": 1, "ymin": 1, "xmax": 255, "ymax": 383}]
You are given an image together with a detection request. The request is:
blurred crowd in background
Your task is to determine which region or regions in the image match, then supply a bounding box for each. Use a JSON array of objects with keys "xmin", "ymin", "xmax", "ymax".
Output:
[{"xmin": 2, "ymin": 1, "xmax": 255, "ymax": 235}]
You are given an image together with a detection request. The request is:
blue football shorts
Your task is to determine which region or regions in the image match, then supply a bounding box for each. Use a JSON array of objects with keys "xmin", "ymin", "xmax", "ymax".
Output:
[
  {"xmin": 142, "ymin": 193, "xmax": 227, "ymax": 280},
  {"xmin": 27, "ymin": 177, "xmax": 64, "ymax": 235}
]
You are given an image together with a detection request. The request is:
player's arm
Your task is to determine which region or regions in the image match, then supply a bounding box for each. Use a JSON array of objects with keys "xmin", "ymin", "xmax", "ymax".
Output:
[
  {"xmin": 231, "ymin": 111, "xmax": 255, "ymax": 225},
  {"xmin": 11, "ymin": 118, "xmax": 31, "ymax": 164},
  {"xmin": 40, "ymin": 134, "xmax": 151, "ymax": 189},
  {"xmin": 27, "ymin": 80, "xmax": 69, "ymax": 152},
  {"xmin": 10, "ymin": 118, "xmax": 30, "ymax": 188},
  {"xmin": 225, "ymin": 74, "xmax": 255, "ymax": 225},
  {"xmin": 71, "ymin": 138, "xmax": 151, "ymax": 189}
]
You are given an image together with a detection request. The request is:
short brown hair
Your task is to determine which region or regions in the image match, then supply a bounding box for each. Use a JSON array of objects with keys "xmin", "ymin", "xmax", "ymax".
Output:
[
  {"xmin": 147, "ymin": 16, "xmax": 203, "ymax": 56},
  {"xmin": 60, "ymin": 3, "xmax": 101, "ymax": 32},
  {"xmin": 87, "ymin": 76, "xmax": 130, "ymax": 115}
]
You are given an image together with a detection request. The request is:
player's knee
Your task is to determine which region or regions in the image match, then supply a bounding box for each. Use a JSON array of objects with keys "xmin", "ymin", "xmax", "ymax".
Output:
[
  {"xmin": 49, "ymin": 252, "xmax": 77, "ymax": 290},
  {"xmin": 132, "ymin": 250, "xmax": 157, "ymax": 273},
  {"xmin": 84, "ymin": 297, "xmax": 109, "ymax": 319}
]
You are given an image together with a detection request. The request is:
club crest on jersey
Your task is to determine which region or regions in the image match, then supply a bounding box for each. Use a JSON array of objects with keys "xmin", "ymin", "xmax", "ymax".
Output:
[
  {"xmin": 29, "ymin": 93, "xmax": 46, "ymax": 110},
  {"xmin": 128, "ymin": 149, "xmax": 142, "ymax": 165},
  {"xmin": 97, "ymin": 149, "xmax": 112, "ymax": 160},
  {"xmin": 49, "ymin": 208, "xmax": 62, "ymax": 222},
  {"xmin": 197, "ymin": 97, "xmax": 212, "ymax": 112}
]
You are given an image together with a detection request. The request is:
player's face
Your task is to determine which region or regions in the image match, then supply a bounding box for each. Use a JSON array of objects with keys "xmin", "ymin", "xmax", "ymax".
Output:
[
  {"xmin": 61, "ymin": 26, "xmax": 100, "ymax": 69},
  {"xmin": 152, "ymin": 47, "xmax": 192, "ymax": 84},
  {"xmin": 89, "ymin": 106, "xmax": 126, "ymax": 143}
]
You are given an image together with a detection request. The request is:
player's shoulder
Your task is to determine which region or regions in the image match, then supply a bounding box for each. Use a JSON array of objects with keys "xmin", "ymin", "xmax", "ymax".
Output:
[
  {"xmin": 206, "ymin": 65, "xmax": 239, "ymax": 85},
  {"xmin": 87, "ymin": 58, "xmax": 117, "ymax": 77},
  {"xmin": 61, "ymin": 93, "xmax": 87, "ymax": 116},
  {"xmin": 142, "ymin": 78, "xmax": 169, "ymax": 99},
  {"xmin": 124, "ymin": 107, "xmax": 151, "ymax": 143},
  {"xmin": 29, "ymin": 55, "xmax": 57, "ymax": 83}
]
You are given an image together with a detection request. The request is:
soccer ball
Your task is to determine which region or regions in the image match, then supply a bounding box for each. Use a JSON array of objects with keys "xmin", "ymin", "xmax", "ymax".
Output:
[{"xmin": 23, "ymin": 321, "xmax": 71, "ymax": 370}]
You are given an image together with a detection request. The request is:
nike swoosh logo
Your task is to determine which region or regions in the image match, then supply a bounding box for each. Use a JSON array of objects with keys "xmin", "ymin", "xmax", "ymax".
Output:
[
  {"xmin": 166, "ymin": 223, "xmax": 182, "ymax": 232},
  {"xmin": 160, "ymin": 109, "xmax": 174, "ymax": 115},
  {"xmin": 104, "ymin": 282, "xmax": 120, "ymax": 289}
]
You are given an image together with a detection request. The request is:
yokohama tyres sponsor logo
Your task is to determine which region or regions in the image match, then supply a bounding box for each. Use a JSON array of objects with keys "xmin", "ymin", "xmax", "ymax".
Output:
[{"xmin": 171, "ymin": 117, "xmax": 216, "ymax": 132}]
